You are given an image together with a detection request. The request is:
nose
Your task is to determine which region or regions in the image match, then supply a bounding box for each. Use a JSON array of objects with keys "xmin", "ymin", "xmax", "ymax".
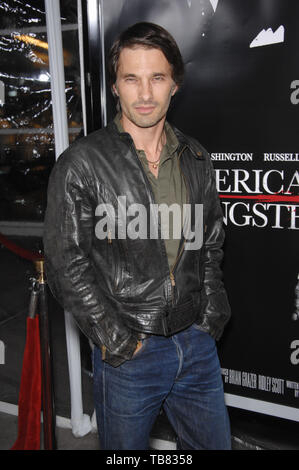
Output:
[{"xmin": 138, "ymin": 78, "xmax": 153, "ymax": 102}]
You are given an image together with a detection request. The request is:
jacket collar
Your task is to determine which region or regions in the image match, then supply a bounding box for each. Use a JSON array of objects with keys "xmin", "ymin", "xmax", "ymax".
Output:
[{"xmin": 107, "ymin": 119, "xmax": 205, "ymax": 161}]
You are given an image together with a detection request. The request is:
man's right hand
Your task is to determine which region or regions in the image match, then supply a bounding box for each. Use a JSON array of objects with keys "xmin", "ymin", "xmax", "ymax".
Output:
[
  {"xmin": 101, "ymin": 344, "xmax": 107, "ymax": 360},
  {"xmin": 132, "ymin": 340, "xmax": 143, "ymax": 357},
  {"xmin": 101, "ymin": 340, "xmax": 143, "ymax": 361}
]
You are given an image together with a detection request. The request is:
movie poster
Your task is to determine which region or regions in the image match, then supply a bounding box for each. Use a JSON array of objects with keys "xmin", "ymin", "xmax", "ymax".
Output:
[{"xmin": 100, "ymin": 0, "xmax": 299, "ymax": 419}]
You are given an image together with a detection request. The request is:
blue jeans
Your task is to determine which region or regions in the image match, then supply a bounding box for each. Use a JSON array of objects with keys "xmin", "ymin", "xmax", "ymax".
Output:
[{"xmin": 93, "ymin": 323, "xmax": 231, "ymax": 450}]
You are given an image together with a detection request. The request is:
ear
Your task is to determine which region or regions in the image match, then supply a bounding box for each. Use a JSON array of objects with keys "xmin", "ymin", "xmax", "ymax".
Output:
[
  {"xmin": 112, "ymin": 84, "xmax": 119, "ymax": 97},
  {"xmin": 171, "ymin": 84, "xmax": 178, "ymax": 97}
]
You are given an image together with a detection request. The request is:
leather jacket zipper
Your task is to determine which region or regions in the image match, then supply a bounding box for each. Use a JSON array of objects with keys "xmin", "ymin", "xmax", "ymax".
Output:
[{"xmin": 169, "ymin": 145, "xmax": 189, "ymax": 305}]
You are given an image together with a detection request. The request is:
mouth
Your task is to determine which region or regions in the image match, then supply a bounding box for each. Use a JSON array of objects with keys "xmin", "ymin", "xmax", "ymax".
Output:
[{"xmin": 134, "ymin": 105, "xmax": 156, "ymax": 115}]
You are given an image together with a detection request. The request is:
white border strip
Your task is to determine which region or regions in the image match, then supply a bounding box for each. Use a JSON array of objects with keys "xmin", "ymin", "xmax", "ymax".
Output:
[
  {"xmin": 99, "ymin": 0, "xmax": 107, "ymax": 127},
  {"xmin": 225, "ymin": 393, "xmax": 299, "ymax": 422},
  {"xmin": 0, "ymin": 401, "xmax": 72, "ymax": 429},
  {"xmin": 77, "ymin": 0, "xmax": 87, "ymax": 136},
  {"xmin": 149, "ymin": 437, "xmax": 177, "ymax": 450},
  {"xmin": 45, "ymin": 0, "xmax": 69, "ymax": 159},
  {"xmin": 3, "ymin": 396, "xmax": 298, "ymax": 424}
]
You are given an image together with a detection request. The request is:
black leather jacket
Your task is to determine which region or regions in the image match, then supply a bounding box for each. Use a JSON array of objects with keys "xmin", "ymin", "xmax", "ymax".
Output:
[{"xmin": 43, "ymin": 120, "xmax": 231, "ymax": 367}]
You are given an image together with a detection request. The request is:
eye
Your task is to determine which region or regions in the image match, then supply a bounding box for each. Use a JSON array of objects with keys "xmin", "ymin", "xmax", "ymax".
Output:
[
  {"xmin": 125, "ymin": 77, "xmax": 137, "ymax": 83},
  {"xmin": 152, "ymin": 75, "xmax": 164, "ymax": 82}
]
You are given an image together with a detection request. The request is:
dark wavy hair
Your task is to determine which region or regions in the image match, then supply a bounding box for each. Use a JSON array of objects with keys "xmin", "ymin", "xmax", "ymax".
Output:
[{"xmin": 108, "ymin": 22, "xmax": 184, "ymax": 91}]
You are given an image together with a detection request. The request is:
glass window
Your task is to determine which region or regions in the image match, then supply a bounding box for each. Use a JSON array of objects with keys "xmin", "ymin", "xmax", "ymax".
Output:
[{"xmin": 0, "ymin": 0, "xmax": 83, "ymax": 221}]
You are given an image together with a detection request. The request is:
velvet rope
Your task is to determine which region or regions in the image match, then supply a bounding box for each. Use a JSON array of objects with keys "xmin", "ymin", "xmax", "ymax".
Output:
[{"xmin": 0, "ymin": 232, "xmax": 43, "ymax": 261}]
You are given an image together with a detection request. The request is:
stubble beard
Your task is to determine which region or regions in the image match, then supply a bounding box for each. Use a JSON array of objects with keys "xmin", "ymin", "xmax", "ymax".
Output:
[
  {"xmin": 120, "ymin": 93, "xmax": 172, "ymax": 129},
  {"xmin": 129, "ymin": 112, "xmax": 165, "ymax": 129}
]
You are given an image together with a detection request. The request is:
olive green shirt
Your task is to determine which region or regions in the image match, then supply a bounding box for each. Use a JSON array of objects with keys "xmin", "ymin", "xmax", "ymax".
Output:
[{"xmin": 114, "ymin": 114, "xmax": 187, "ymax": 271}]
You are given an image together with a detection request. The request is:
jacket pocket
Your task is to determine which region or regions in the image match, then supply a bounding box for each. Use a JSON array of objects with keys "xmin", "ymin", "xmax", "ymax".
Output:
[{"xmin": 107, "ymin": 233, "xmax": 131, "ymax": 295}]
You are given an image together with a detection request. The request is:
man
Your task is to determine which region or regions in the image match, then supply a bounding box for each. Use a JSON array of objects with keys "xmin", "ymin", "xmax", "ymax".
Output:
[{"xmin": 43, "ymin": 22, "xmax": 231, "ymax": 450}]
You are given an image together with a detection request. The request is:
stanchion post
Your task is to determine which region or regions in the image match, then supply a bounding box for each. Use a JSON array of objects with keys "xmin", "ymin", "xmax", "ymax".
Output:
[{"xmin": 35, "ymin": 259, "xmax": 56, "ymax": 450}]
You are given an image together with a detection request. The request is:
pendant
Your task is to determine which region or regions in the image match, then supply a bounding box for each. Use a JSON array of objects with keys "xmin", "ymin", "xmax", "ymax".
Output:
[{"xmin": 152, "ymin": 163, "xmax": 158, "ymax": 169}]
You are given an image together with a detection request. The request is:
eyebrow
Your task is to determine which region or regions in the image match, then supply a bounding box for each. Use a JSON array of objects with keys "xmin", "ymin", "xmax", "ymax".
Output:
[
  {"xmin": 122, "ymin": 73, "xmax": 137, "ymax": 78},
  {"xmin": 121, "ymin": 72, "xmax": 167, "ymax": 78}
]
